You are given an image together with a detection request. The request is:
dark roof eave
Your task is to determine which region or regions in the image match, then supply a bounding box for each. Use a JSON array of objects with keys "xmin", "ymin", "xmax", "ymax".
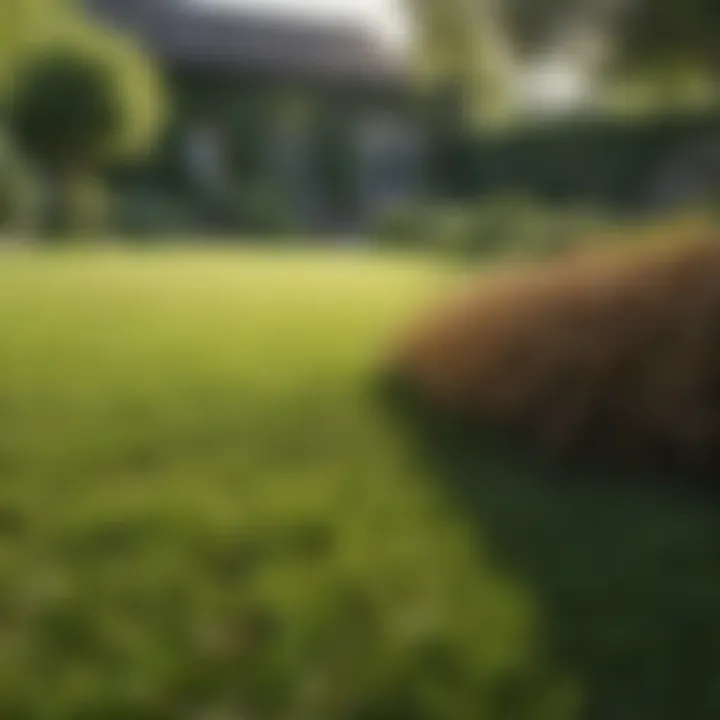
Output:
[{"xmin": 163, "ymin": 54, "xmax": 412, "ymax": 94}]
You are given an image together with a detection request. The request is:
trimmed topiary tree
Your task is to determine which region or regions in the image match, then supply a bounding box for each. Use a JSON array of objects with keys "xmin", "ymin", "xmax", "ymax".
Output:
[{"xmin": 9, "ymin": 32, "xmax": 165, "ymax": 238}]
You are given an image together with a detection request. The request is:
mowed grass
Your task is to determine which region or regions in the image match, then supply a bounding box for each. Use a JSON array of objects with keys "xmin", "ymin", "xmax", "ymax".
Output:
[
  {"xmin": 0, "ymin": 247, "xmax": 572, "ymax": 719},
  {"xmin": 1, "ymin": 246, "xmax": 720, "ymax": 719}
]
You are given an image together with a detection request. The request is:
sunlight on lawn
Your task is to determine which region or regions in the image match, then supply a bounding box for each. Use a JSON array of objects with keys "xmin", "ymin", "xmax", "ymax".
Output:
[{"xmin": 0, "ymin": 247, "xmax": 576, "ymax": 719}]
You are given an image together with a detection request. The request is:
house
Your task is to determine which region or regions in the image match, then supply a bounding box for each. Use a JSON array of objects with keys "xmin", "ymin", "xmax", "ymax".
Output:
[{"xmin": 85, "ymin": 0, "xmax": 426, "ymax": 232}]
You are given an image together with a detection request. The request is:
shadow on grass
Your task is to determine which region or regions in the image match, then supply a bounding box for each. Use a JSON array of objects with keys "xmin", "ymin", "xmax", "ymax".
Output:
[{"xmin": 377, "ymin": 372, "xmax": 720, "ymax": 720}]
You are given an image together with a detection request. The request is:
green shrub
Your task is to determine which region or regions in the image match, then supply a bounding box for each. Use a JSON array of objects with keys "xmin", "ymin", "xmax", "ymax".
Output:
[
  {"xmin": 112, "ymin": 189, "xmax": 198, "ymax": 237},
  {"xmin": 433, "ymin": 110, "xmax": 719, "ymax": 209},
  {"xmin": 373, "ymin": 195, "xmax": 607, "ymax": 261},
  {"xmin": 372, "ymin": 201, "xmax": 435, "ymax": 247},
  {"xmin": 0, "ymin": 129, "xmax": 39, "ymax": 233},
  {"xmin": 8, "ymin": 39, "xmax": 165, "ymax": 238},
  {"xmin": 0, "ymin": 165, "xmax": 26, "ymax": 231},
  {"xmin": 225, "ymin": 182, "xmax": 295, "ymax": 235},
  {"xmin": 113, "ymin": 182, "xmax": 297, "ymax": 238},
  {"xmin": 464, "ymin": 196, "xmax": 606, "ymax": 259},
  {"xmin": 11, "ymin": 50, "xmax": 124, "ymax": 171},
  {"xmin": 10, "ymin": 35, "xmax": 164, "ymax": 168},
  {"xmin": 0, "ymin": 176, "xmax": 13, "ymax": 229},
  {"xmin": 35, "ymin": 175, "xmax": 111, "ymax": 239}
]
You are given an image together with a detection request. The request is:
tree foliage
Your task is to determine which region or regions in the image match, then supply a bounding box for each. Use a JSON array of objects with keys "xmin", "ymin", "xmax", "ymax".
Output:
[
  {"xmin": 2, "ymin": 0, "xmax": 165, "ymax": 164},
  {"xmin": 407, "ymin": 0, "xmax": 720, "ymax": 122},
  {"xmin": 615, "ymin": 0, "xmax": 720, "ymax": 78},
  {"xmin": 10, "ymin": 35, "xmax": 165, "ymax": 169},
  {"xmin": 408, "ymin": 0, "xmax": 516, "ymax": 124},
  {"xmin": 11, "ymin": 49, "xmax": 123, "ymax": 169},
  {"xmin": 2, "ymin": 0, "xmax": 165, "ymax": 236},
  {"xmin": 0, "ymin": 0, "xmax": 72, "ymax": 95},
  {"xmin": 59, "ymin": 23, "xmax": 167, "ymax": 162}
]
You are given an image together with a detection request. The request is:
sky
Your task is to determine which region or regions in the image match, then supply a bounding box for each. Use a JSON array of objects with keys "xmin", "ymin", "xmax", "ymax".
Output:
[{"xmin": 194, "ymin": 0, "xmax": 411, "ymax": 48}]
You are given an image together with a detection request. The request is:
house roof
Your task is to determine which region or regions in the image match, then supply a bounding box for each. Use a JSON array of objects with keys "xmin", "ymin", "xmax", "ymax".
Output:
[{"xmin": 85, "ymin": 0, "xmax": 411, "ymax": 90}]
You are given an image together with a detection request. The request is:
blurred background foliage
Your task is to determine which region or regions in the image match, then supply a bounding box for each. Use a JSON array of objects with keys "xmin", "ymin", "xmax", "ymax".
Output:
[
  {"xmin": 0, "ymin": 0, "xmax": 718, "ymax": 243},
  {"xmin": 0, "ymin": 0, "xmax": 165, "ymax": 237},
  {"xmin": 411, "ymin": 0, "xmax": 720, "ymax": 120},
  {"xmin": 0, "ymin": 0, "xmax": 717, "ymax": 242}
]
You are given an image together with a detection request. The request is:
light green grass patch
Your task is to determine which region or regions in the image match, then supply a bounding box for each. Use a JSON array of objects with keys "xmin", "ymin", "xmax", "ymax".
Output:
[{"xmin": 0, "ymin": 247, "xmax": 575, "ymax": 719}]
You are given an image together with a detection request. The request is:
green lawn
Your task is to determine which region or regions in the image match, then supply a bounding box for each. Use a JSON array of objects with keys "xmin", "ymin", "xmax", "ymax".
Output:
[{"xmin": 1, "ymin": 247, "xmax": 720, "ymax": 719}]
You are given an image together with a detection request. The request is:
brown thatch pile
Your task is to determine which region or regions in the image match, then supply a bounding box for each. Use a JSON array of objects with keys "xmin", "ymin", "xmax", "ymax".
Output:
[{"xmin": 389, "ymin": 233, "xmax": 720, "ymax": 470}]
